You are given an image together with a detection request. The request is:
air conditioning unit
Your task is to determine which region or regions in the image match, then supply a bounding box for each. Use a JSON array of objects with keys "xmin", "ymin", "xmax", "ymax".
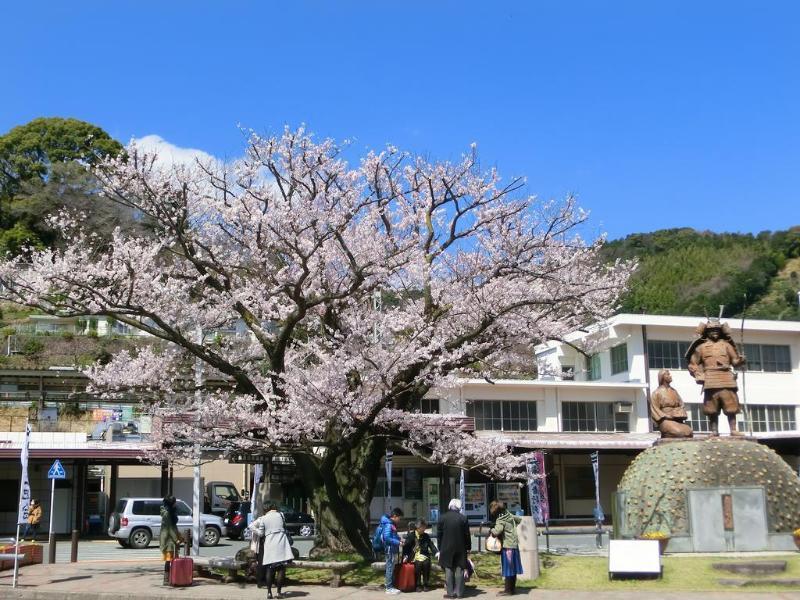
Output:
[{"xmin": 615, "ymin": 401, "xmax": 633, "ymax": 414}]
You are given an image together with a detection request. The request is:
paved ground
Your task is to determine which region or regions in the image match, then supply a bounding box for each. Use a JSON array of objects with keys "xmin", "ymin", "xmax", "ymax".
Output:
[
  {"xmin": 37, "ymin": 530, "xmax": 603, "ymax": 563},
  {"xmin": 1, "ymin": 559, "xmax": 800, "ymax": 600}
]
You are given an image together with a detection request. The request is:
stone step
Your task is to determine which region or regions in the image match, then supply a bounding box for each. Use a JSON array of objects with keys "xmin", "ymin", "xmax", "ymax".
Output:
[
  {"xmin": 719, "ymin": 578, "xmax": 800, "ymax": 587},
  {"xmin": 712, "ymin": 560, "xmax": 787, "ymax": 575}
]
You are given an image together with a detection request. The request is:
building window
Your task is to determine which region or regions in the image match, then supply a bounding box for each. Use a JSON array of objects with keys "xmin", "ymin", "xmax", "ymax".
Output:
[
  {"xmin": 466, "ymin": 400, "xmax": 538, "ymax": 431},
  {"xmin": 611, "ymin": 344, "xmax": 628, "ymax": 375},
  {"xmin": 743, "ymin": 344, "xmax": 791, "ymax": 373},
  {"xmin": 747, "ymin": 405, "xmax": 796, "ymax": 432},
  {"xmin": 417, "ymin": 398, "xmax": 440, "ymax": 414},
  {"xmin": 685, "ymin": 404, "xmax": 711, "ymax": 433},
  {"xmin": 561, "ymin": 365, "xmax": 575, "ymax": 381},
  {"xmin": 647, "ymin": 340, "xmax": 690, "ymax": 370},
  {"xmin": 587, "ymin": 354, "xmax": 601, "ymax": 381},
  {"xmin": 562, "ymin": 402, "xmax": 630, "ymax": 432}
]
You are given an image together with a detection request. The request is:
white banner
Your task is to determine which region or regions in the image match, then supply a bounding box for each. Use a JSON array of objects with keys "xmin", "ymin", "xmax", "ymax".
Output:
[
  {"xmin": 590, "ymin": 450, "xmax": 604, "ymax": 522},
  {"xmin": 458, "ymin": 469, "xmax": 466, "ymax": 514},
  {"xmin": 17, "ymin": 423, "xmax": 31, "ymax": 525},
  {"xmin": 385, "ymin": 450, "xmax": 393, "ymax": 512}
]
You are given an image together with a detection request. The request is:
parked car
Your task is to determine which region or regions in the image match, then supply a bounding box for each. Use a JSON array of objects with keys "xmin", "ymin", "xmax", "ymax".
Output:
[
  {"xmin": 108, "ymin": 497, "xmax": 226, "ymax": 549},
  {"xmin": 223, "ymin": 502, "xmax": 315, "ymax": 540}
]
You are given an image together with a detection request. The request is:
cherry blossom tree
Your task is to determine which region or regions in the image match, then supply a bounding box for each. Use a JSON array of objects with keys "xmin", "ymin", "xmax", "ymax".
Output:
[{"xmin": 0, "ymin": 127, "xmax": 634, "ymax": 556}]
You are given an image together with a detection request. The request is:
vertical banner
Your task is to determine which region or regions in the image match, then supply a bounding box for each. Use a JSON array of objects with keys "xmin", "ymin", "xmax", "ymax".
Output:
[
  {"xmin": 458, "ymin": 469, "xmax": 466, "ymax": 514},
  {"xmin": 385, "ymin": 450, "xmax": 393, "ymax": 513},
  {"xmin": 17, "ymin": 423, "xmax": 31, "ymax": 525},
  {"xmin": 590, "ymin": 451, "xmax": 604, "ymax": 522},
  {"xmin": 526, "ymin": 451, "xmax": 549, "ymax": 524},
  {"xmin": 250, "ymin": 463, "xmax": 263, "ymax": 515}
]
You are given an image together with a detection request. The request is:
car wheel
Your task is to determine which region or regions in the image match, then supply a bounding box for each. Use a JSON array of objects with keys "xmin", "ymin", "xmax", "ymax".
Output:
[
  {"xmin": 129, "ymin": 528, "xmax": 152, "ymax": 549},
  {"xmin": 299, "ymin": 524, "xmax": 313, "ymax": 537},
  {"xmin": 117, "ymin": 539, "xmax": 130, "ymax": 548},
  {"xmin": 202, "ymin": 526, "xmax": 220, "ymax": 547}
]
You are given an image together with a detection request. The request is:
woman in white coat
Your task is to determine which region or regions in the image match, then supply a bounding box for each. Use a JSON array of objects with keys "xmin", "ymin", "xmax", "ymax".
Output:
[{"xmin": 248, "ymin": 502, "xmax": 295, "ymax": 599}]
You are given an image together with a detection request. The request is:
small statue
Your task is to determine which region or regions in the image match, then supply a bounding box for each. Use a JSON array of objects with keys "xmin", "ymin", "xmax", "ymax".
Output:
[
  {"xmin": 685, "ymin": 318, "xmax": 746, "ymax": 436},
  {"xmin": 650, "ymin": 369, "xmax": 693, "ymax": 438}
]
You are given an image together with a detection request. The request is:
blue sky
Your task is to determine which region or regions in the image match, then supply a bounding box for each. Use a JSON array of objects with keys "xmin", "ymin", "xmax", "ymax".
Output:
[{"xmin": 3, "ymin": 1, "xmax": 799, "ymax": 239}]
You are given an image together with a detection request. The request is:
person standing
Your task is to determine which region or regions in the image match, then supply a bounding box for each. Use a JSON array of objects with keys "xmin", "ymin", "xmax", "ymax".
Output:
[
  {"xmin": 22, "ymin": 499, "xmax": 42, "ymax": 541},
  {"xmin": 159, "ymin": 496, "xmax": 183, "ymax": 586},
  {"xmin": 490, "ymin": 500, "xmax": 523, "ymax": 595},
  {"xmin": 402, "ymin": 518, "xmax": 437, "ymax": 592},
  {"xmin": 437, "ymin": 499, "xmax": 471, "ymax": 599},
  {"xmin": 248, "ymin": 502, "xmax": 295, "ymax": 599},
  {"xmin": 377, "ymin": 507, "xmax": 404, "ymax": 595},
  {"xmin": 686, "ymin": 318, "xmax": 746, "ymax": 435}
]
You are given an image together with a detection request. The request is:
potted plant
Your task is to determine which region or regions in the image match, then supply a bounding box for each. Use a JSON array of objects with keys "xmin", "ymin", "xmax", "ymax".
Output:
[
  {"xmin": 640, "ymin": 530, "xmax": 670, "ymax": 554},
  {"xmin": 792, "ymin": 528, "xmax": 800, "ymax": 551}
]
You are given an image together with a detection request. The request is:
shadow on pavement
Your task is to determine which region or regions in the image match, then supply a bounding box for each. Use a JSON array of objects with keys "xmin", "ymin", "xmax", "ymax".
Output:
[{"xmin": 49, "ymin": 575, "xmax": 92, "ymax": 583}]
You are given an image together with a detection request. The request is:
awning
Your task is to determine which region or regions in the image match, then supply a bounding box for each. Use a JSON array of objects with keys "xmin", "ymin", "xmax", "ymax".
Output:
[{"xmin": 488, "ymin": 432, "xmax": 660, "ymax": 450}]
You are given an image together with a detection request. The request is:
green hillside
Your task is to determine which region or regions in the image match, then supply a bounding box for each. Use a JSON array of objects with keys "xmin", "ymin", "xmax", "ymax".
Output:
[{"xmin": 602, "ymin": 227, "xmax": 800, "ymax": 320}]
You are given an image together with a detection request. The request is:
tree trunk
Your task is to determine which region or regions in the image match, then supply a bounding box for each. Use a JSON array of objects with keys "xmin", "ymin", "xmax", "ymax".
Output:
[{"xmin": 294, "ymin": 437, "xmax": 385, "ymax": 559}]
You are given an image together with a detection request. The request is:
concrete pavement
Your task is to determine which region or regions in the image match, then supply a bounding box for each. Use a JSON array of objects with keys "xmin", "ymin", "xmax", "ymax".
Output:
[{"xmin": 1, "ymin": 559, "xmax": 800, "ymax": 600}]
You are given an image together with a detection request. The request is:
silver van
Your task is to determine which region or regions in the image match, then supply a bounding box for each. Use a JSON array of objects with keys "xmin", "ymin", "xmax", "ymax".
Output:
[{"xmin": 108, "ymin": 497, "xmax": 226, "ymax": 549}]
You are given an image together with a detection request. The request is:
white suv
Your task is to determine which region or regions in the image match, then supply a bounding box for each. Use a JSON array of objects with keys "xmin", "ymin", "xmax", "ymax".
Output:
[{"xmin": 108, "ymin": 497, "xmax": 226, "ymax": 549}]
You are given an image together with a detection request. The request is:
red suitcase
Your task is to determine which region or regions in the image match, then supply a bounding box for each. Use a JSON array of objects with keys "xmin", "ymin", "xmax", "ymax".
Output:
[
  {"xmin": 169, "ymin": 557, "xmax": 194, "ymax": 587},
  {"xmin": 395, "ymin": 562, "xmax": 416, "ymax": 592}
]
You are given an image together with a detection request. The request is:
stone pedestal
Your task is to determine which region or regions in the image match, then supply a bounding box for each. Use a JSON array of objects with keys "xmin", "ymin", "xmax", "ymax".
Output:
[{"xmin": 516, "ymin": 516, "xmax": 539, "ymax": 580}]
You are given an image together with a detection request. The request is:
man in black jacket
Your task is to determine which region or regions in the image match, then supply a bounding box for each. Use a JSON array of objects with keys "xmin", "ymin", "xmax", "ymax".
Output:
[{"xmin": 437, "ymin": 499, "xmax": 471, "ymax": 599}]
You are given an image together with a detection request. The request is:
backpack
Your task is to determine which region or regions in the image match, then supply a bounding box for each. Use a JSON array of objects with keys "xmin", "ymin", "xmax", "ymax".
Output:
[{"xmin": 371, "ymin": 522, "xmax": 386, "ymax": 552}]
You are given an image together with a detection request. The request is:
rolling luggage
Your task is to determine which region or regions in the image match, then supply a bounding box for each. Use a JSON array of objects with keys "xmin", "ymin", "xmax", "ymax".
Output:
[
  {"xmin": 395, "ymin": 562, "xmax": 416, "ymax": 592},
  {"xmin": 169, "ymin": 557, "xmax": 194, "ymax": 587}
]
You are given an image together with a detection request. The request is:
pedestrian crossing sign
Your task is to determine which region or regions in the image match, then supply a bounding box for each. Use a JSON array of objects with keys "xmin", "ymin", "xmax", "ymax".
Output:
[{"xmin": 48, "ymin": 459, "xmax": 66, "ymax": 479}]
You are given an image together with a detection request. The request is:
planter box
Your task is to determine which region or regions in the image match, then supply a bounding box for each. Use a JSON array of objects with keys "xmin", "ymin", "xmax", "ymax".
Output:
[{"xmin": 0, "ymin": 543, "xmax": 43, "ymax": 570}]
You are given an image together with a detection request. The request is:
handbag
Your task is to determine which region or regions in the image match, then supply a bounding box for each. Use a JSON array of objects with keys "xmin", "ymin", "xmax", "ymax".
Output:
[{"xmin": 486, "ymin": 533, "xmax": 503, "ymax": 553}]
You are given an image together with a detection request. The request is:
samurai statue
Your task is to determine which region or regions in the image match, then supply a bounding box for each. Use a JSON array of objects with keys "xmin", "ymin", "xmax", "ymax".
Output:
[{"xmin": 685, "ymin": 318, "xmax": 746, "ymax": 436}]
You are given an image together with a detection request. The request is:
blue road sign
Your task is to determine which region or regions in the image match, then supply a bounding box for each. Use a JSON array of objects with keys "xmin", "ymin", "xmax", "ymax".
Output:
[{"xmin": 48, "ymin": 459, "xmax": 66, "ymax": 479}]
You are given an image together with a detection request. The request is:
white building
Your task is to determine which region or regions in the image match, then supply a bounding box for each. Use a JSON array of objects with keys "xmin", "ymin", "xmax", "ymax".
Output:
[{"xmin": 371, "ymin": 314, "xmax": 800, "ymax": 523}]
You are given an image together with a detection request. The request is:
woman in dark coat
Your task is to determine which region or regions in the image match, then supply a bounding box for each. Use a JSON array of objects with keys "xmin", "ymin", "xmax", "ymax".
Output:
[
  {"xmin": 402, "ymin": 518, "xmax": 437, "ymax": 591},
  {"xmin": 437, "ymin": 499, "xmax": 471, "ymax": 599}
]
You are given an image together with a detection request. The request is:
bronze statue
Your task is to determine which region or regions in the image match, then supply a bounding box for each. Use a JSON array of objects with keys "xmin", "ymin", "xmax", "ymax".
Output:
[
  {"xmin": 650, "ymin": 369, "xmax": 693, "ymax": 438},
  {"xmin": 685, "ymin": 318, "xmax": 746, "ymax": 436}
]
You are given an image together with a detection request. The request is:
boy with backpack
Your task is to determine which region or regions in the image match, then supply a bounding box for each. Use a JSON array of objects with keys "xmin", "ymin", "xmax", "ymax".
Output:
[{"xmin": 373, "ymin": 507, "xmax": 404, "ymax": 595}]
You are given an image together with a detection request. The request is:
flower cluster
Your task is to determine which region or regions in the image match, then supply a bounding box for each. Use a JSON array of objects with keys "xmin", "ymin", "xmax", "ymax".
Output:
[{"xmin": 0, "ymin": 127, "xmax": 634, "ymax": 480}]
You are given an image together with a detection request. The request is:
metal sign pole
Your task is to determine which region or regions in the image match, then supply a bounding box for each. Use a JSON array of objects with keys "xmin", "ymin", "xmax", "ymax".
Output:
[{"xmin": 48, "ymin": 477, "xmax": 55, "ymax": 541}]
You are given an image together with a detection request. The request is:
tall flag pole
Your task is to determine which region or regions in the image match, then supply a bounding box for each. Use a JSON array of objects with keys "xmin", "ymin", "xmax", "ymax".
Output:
[{"xmin": 13, "ymin": 421, "xmax": 31, "ymax": 588}]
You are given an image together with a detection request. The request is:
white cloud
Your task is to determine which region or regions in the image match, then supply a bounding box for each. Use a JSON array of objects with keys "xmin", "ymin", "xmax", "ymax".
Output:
[{"xmin": 129, "ymin": 134, "xmax": 219, "ymax": 168}]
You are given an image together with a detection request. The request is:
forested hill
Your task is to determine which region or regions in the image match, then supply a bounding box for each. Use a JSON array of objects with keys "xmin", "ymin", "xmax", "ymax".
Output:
[{"xmin": 601, "ymin": 227, "xmax": 800, "ymax": 321}]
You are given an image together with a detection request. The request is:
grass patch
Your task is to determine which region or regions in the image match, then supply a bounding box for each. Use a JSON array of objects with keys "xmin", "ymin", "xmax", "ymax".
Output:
[
  {"xmin": 535, "ymin": 553, "xmax": 800, "ymax": 592},
  {"xmin": 283, "ymin": 553, "xmax": 508, "ymax": 589},
  {"xmin": 252, "ymin": 552, "xmax": 800, "ymax": 592}
]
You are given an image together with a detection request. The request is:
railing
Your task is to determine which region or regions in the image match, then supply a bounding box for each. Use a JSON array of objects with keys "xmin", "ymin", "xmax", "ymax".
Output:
[{"xmin": 540, "ymin": 517, "xmax": 610, "ymax": 552}]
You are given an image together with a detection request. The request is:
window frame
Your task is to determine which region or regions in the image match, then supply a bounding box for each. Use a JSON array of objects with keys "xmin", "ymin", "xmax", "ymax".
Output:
[
  {"xmin": 647, "ymin": 340, "xmax": 689, "ymax": 370},
  {"xmin": 685, "ymin": 403, "xmax": 711, "ymax": 433},
  {"xmin": 743, "ymin": 344, "xmax": 791, "ymax": 373},
  {"xmin": 746, "ymin": 404, "xmax": 796, "ymax": 432},
  {"xmin": 611, "ymin": 343, "xmax": 628, "ymax": 375},
  {"xmin": 561, "ymin": 401, "xmax": 630, "ymax": 433},
  {"xmin": 466, "ymin": 399, "xmax": 538, "ymax": 432},
  {"xmin": 587, "ymin": 354, "xmax": 601, "ymax": 381}
]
